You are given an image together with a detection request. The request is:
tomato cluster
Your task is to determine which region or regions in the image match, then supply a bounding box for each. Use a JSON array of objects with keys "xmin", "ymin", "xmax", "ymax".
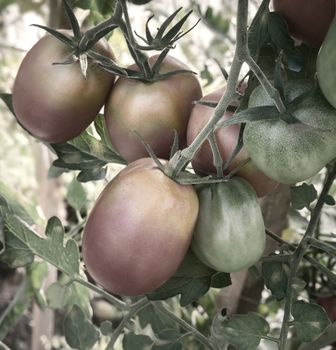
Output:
[{"xmin": 10, "ymin": 0, "xmax": 336, "ymax": 297}]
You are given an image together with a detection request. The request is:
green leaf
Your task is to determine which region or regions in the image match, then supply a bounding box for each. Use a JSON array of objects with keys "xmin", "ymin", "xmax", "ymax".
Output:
[
  {"xmin": 123, "ymin": 333, "xmax": 152, "ymax": 350},
  {"xmin": 292, "ymin": 300, "xmax": 331, "ymax": 342},
  {"xmin": 324, "ymin": 194, "xmax": 335, "ymax": 206},
  {"xmin": 0, "ymin": 93, "xmax": 15, "ymax": 116},
  {"xmin": 50, "ymin": 120, "xmax": 126, "ymax": 182},
  {"xmin": 100, "ymin": 321, "xmax": 113, "ymax": 336},
  {"xmin": 138, "ymin": 304, "xmax": 177, "ymax": 335},
  {"xmin": 262, "ymin": 261, "xmax": 289, "ymax": 300},
  {"xmin": 64, "ymin": 305, "xmax": 100, "ymax": 350},
  {"xmin": 0, "ymin": 181, "xmax": 42, "ymax": 226},
  {"xmin": 46, "ymin": 282, "xmax": 72, "ymax": 309},
  {"xmin": 212, "ymin": 313, "xmax": 270, "ymax": 350},
  {"xmin": 290, "ymin": 183, "xmax": 317, "ymax": 210},
  {"xmin": 267, "ymin": 12, "xmax": 304, "ymax": 72},
  {"xmin": 67, "ymin": 177, "xmax": 87, "ymax": 211},
  {"xmin": 147, "ymin": 250, "xmax": 231, "ymax": 306},
  {"xmin": 211, "ymin": 272, "xmax": 232, "ymax": 289},
  {"xmin": 0, "ymin": 202, "xmax": 79, "ymax": 275}
]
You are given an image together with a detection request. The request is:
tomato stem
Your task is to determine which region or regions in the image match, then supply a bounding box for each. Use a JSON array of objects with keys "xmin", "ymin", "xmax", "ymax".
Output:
[{"xmin": 278, "ymin": 162, "xmax": 336, "ymax": 350}]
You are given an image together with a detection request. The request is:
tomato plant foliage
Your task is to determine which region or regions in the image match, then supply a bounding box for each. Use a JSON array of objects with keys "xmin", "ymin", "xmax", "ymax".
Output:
[{"xmin": 1, "ymin": 0, "xmax": 336, "ymax": 349}]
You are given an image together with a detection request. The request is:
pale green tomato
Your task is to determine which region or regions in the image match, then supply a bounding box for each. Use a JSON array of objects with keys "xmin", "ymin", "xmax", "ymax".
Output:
[
  {"xmin": 243, "ymin": 81, "xmax": 336, "ymax": 184},
  {"xmin": 191, "ymin": 177, "xmax": 265, "ymax": 273}
]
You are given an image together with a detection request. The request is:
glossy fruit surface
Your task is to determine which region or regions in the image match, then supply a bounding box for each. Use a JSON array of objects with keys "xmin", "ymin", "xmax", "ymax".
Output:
[
  {"xmin": 12, "ymin": 34, "xmax": 115, "ymax": 143},
  {"xmin": 104, "ymin": 55, "xmax": 202, "ymax": 162},
  {"xmin": 243, "ymin": 81, "xmax": 336, "ymax": 184},
  {"xmin": 273, "ymin": 0, "xmax": 335, "ymax": 47},
  {"xmin": 191, "ymin": 177, "xmax": 265, "ymax": 272},
  {"xmin": 82, "ymin": 158, "xmax": 199, "ymax": 296},
  {"xmin": 186, "ymin": 89, "xmax": 278, "ymax": 197},
  {"xmin": 317, "ymin": 17, "xmax": 336, "ymax": 109}
]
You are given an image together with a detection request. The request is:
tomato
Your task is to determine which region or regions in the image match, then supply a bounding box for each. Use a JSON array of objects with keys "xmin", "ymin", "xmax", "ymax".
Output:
[
  {"xmin": 104, "ymin": 55, "xmax": 202, "ymax": 162},
  {"xmin": 316, "ymin": 296, "xmax": 336, "ymax": 322},
  {"xmin": 317, "ymin": 17, "xmax": 336, "ymax": 109},
  {"xmin": 12, "ymin": 33, "xmax": 115, "ymax": 143},
  {"xmin": 243, "ymin": 81, "xmax": 336, "ymax": 184},
  {"xmin": 191, "ymin": 177, "xmax": 265, "ymax": 272},
  {"xmin": 186, "ymin": 89, "xmax": 278, "ymax": 197},
  {"xmin": 273, "ymin": 0, "xmax": 335, "ymax": 47},
  {"xmin": 82, "ymin": 158, "xmax": 199, "ymax": 296}
]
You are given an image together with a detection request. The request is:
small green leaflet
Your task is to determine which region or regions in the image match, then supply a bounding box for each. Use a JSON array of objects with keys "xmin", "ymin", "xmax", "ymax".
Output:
[
  {"xmin": 212, "ymin": 313, "xmax": 270, "ymax": 350},
  {"xmin": 147, "ymin": 250, "xmax": 231, "ymax": 306},
  {"xmin": 292, "ymin": 300, "xmax": 331, "ymax": 342},
  {"xmin": 64, "ymin": 305, "xmax": 100, "ymax": 350},
  {"xmin": 50, "ymin": 116, "xmax": 126, "ymax": 182},
  {"xmin": 290, "ymin": 183, "xmax": 317, "ymax": 210}
]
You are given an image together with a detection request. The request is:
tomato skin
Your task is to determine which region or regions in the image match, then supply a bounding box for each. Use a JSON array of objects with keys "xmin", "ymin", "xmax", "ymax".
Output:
[
  {"xmin": 186, "ymin": 89, "xmax": 278, "ymax": 197},
  {"xmin": 316, "ymin": 297, "xmax": 336, "ymax": 322},
  {"xmin": 317, "ymin": 17, "xmax": 336, "ymax": 109},
  {"xmin": 191, "ymin": 177, "xmax": 265, "ymax": 272},
  {"xmin": 273, "ymin": 0, "xmax": 335, "ymax": 47},
  {"xmin": 104, "ymin": 55, "xmax": 202, "ymax": 162},
  {"xmin": 82, "ymin": 158, "xmax": 199, "ymax": 296},
  {"xmin": 12, "ymin": 34, "xmax": 115, "ymax": 143},
  {"xmin": 243, "ymin": 81, "xmax": 336, "ymax": 184}
]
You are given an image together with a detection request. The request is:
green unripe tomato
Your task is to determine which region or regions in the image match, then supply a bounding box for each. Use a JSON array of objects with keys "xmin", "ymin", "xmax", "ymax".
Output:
[
  {"xmin": 317, "ymin": 17, "xmax": 336, "ymax": 109},
  {"xmin": 191, "ymin": 177, "xmax": 265, "ymax": 273},
  {"xmin": 243, "ymin": 81, "xmax": 336, "ymax": 184}
]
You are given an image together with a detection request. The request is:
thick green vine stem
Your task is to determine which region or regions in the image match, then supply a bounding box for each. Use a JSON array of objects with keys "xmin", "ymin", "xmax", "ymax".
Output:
[
  {"xmin": 170, "ymin": 0, "xmax": 286, "ymax": 176},
  {"xmin": 278, "ymin": 162, "xmax": 336, "ymax": 350},
  {"xmin": 170, "ymin": 0, "xmax": 248, "ymax": 175}
]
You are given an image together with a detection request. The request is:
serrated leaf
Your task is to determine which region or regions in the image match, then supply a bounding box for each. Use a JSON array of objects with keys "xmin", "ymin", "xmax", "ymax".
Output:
[
  {"xmin": 291, "ymin": 183, "xmax": 317, "ymax": 210},
  {"xmin": 262, "ymin": 261, "xmax": 289, "ymax": 300},
  {"xmin": 64, "ymin": 305, "xmax": 100, "ymax": 350},
  {"xmin": 292, "ymin": 300, "xmax": 331, "ymax": 342},
  {"xmin": 0, "ymin": 204, "xmax": 79, "ymax": 275},
  {"xmin": 147, "ymin": 250, "xmax": 231, "ymax": 306},
  {"xmin": 67, "ymin": 177, "xmax": 87, "ymax": 211},
  {"xmin": 138, "ymin": 304, "xmax": 177, "ymax": 335},
  {"xmin": 122, "ymin": 333, "xmax": 152, "ymax": 350},
  {"xmin": 212, "ymin": 313, "xmax": 270, "ymax": 350},
  {"xmin": 50, "ymin": 125, "xmax": 126, "ymax": 182}
]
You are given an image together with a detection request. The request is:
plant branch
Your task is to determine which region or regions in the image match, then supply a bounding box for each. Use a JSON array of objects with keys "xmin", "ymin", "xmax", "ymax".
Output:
[
  {"xmin": 265, "ymin": 229, "xmax": 336, "ymax": 284},
  {"xmin": 170, "ymin": 0, "xmax": 248, "ymax": 176},
  {"xmin": 74, "ymin": 276, "xmax": 127, "ymax": 309},
  {"xmin": 278, "ymin": 162, "xmax": 336, "ymax": 349},
  {"xmin": 153, "ymin": 301, "xmax": 218, "ymax": 350},
  {"xmin": 105, "ymin": 298, "xmax": 150, "ymax": 349}
]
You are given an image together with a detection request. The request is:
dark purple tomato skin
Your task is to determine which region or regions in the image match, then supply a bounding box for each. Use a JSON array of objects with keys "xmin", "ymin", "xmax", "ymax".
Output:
[
  {"xmin": 82, "ymin": 158, "xmax": 199, "ymax": 296},
  {"xmin": 186, "ymin": 89, "xmax": 278, "ymax": 198},
  {"xmin": 12, "ymin": 34, "xmax": 115, "ymax": 143},
  {"xmin": 104, "ymin": 55, "xmax": 202, "ymax": 162},
  {"xmin": 273, "ymin": 0, "xmax": 335, "ymax": 47}
]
